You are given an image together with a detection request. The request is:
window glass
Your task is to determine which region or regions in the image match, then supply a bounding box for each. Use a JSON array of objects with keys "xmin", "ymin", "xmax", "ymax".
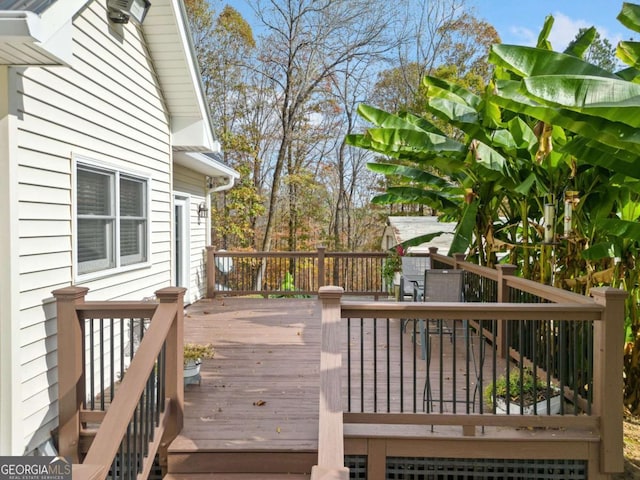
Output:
[{"xmin": 76, "ymin": 163, "xmax": 148, "ymax": 276}]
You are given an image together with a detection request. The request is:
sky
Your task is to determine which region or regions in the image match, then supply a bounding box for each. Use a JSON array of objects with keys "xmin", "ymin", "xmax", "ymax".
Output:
[
  {"xmin": 231, "ymin": 1, "xmax": 632, "ymax": 51},
  {"xmin": 473, "ymin": 0, "xmax": 631, "ymax": 50}
]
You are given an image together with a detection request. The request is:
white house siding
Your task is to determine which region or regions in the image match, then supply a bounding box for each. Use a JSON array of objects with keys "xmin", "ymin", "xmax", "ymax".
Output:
[
  {"xmin": 13, "ymin": 0, "xmax": 173, "ymax": 454},
  {"xmin": 173, "ymin": 164, "xmax": 207, "ymax": 303},
  {"xmin": 1, "ymin": 65, "xmax": 24, "ymax": 455}
]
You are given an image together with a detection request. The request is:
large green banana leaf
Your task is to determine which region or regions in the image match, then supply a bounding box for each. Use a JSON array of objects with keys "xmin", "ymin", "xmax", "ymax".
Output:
[
  {"xmin": 617, "ymin": 41, "xmax": 640, "ymax": 69},
  {"xmin": 364, "ymin": 128, "xmax": 466, "ymax": 155},
  {"xmin": 560, "ymin": 137, "xmax": 640, "ymax": 178},
  {"xmin": 345, "ymin": 132, "xmax": 464, "ymax": 167},
  {"xmin": 521, "ymin": 75, "xmax": 640, "ymax": 128},
  {"xmin": 426, "ymin": 98, "xmax": 492, "ymax": 145},
  {"xmin": 470, "ymin": 140, "xmax": 509, "ymax": 177},
  {"xmin": 367, "ymin": 163, "xmax": 454, "ymax": 187},
  {"xmin": 564, "ymin": 27, "xmax": 596, "ymax": 58},
  {"xmin": 448, "ymin": 199, "xmax": 479, "ymax": 255},
  {"xmin": 581, "ymin": 242, "xmax": 618, "ymax": 260},
  {"xmin": 371, "ymin": 187, "xmax": 461, "ymax": 210},
  {"xmin": 506, "ymin": 117, "xmax": 538, "ymax": 152},
  {"xmin": 422, "ymin": 75, "xmax": 481, "ymax": 108},
  {"xmin": 618, "ymin": 2, "xmax": 640, "ymax": 33},
  {"xmin": 428, "ymin": 97, "xmax": 479, "ymax": 124},
  {"xmin": 490, "ymin": 44, "xmax": 619, "ymax": 80},
  {"xmin": 398, "ymin": 231, "xmax": 452, "ymax": 250},
  {"xmin": 582, "ymin": 218, "xmax": 640, "ymax": 260},
  {"xmin": 356, "ymin": 104, "xmax": 425, "ymax": 131},
  {"xmin": 491, "ymin": 80, "xmax": 640, "ymax": 156},
  {"xmin": 536, "ymin": 15, "xmax": 554, "ymax": 50},
  {"xmin": 397, "ymin": 111, "xmax": 447, "ymax": 136}
]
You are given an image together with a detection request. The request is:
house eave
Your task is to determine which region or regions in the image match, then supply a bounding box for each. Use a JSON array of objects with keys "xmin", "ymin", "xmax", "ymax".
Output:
[
  {"xmin": 173, "ymin": 151, "xmax": 239, "ymax": 180},
  {"xmin": 0, "ymin": 11, "xmax": 72, "ymax": 66}
]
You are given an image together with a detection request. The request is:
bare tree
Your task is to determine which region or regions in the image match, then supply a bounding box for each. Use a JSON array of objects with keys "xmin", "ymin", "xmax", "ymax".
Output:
[{"xmin": 251, "ymin": 0, "xmax": 398, "ymax": 252}]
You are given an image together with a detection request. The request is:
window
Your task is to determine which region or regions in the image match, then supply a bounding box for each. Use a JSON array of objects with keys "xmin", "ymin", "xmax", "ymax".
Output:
[{"xmin": 76, "ymin": 162, "xmax": 149, "ymax": 276}]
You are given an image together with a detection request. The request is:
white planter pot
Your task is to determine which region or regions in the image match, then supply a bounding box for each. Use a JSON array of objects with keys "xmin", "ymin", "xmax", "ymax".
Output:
[
  {"xmin": 495, "ymin": 394, "xmax": 562, "ymax": 415},
  {"xmin": 184, "ymin": 359, "xmax": 201, "ymax": 385}
]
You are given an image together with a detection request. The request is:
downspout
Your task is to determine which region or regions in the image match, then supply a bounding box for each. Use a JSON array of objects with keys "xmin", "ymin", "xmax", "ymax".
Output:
[{"xmin": 205, "ymin": 175, "xmax": 236, "ymax": 246}]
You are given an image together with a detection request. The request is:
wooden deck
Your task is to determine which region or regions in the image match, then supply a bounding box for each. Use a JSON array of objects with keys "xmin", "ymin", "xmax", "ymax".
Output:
[
  {"xmin": 167, "ymin": 297, "xmax": 498, "ymax": 476},
  {"xmin": 169, "ymin": 298, "xmax": 321, "ymax": 476}
]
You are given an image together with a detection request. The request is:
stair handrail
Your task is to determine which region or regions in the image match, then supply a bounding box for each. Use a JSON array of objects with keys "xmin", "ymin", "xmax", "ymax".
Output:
[{"xmin": 54, "ymin": 287, "xmax": 185, "ymax": 480}]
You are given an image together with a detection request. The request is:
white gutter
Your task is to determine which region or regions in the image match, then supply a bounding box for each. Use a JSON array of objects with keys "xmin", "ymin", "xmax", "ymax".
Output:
[
  {"xmin": 205, "ymin": 175, "xmax": 236, "ymax": 246},
  {"xmin": 0, "ymin": 11, "xmax": 73, "ymax": 66},
  {"xmin": 0, "ymin": 11, "xmax": 43, "ymax": 42},
  {"xmin": 172, "ymin": 151, "xmax": 239, "ymax": 246}
]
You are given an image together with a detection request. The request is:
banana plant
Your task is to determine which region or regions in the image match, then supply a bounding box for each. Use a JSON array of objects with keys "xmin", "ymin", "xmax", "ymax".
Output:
[
  {"xmin": 486, "ymin": 2, "xmax": 640, "ymax": 413},
  {"xmin": 347, "ymin": 76, "xmax": 569, "ymax": 270}
]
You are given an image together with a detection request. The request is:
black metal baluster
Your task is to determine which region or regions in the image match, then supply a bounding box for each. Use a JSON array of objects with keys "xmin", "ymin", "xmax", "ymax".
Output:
[
  {"xmin": 412, "ymin": 319, "xmax": 417, "ymax": 413},
  {"xmin": 100, "ymin": 318, "xmax": 105, "ymax": 410},
  {"xmin": 90, "ymin": 317, "xmax": 95, "ymax": 410},
  {"xmin": 373, "ymin": 317, "xmax": 377, "ymax": 412},
  {"xmin": 360, "ymin": 317, "xmax": 364, "ymax": 413},
  {"xmin": 347, "ymin": 317, "xmax": 351, "ymax": 413},
  {"xmin": 110, "ymin": 319, "xmax": 115, "ymax": 405},
  {"xmin": 386, "ymin": 317, "xmax": 391, "ymax": 413},
  {"xmin": 399, "ymin": 315, "xmax": 404, "ymax": 413}
]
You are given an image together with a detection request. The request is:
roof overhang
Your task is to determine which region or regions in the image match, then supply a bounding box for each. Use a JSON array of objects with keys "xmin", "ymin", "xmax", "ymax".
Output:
[
  {"xmin": 1, "ymin": 0, "xmax": 219, "ymax": 150},
  {"xmin": 0, "ymin": 10, "xmax": 72, "ymax": 65},
  {"xmin": 143, "ymin": 0, "xmax": 217, "ymax": 151},
  {"xmin": 173, "ymin": 151, "xmax": 239, "ymax": 180}
]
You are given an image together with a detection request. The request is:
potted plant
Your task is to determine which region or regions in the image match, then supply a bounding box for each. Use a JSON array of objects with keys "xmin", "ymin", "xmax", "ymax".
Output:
[
  {"xmin": 484, "ymin": 367, "xmax": 561, "ymax": 415},
  {"xmin": 183, "ymin": 343, "xmax": 215, "ymax": 385},
  {"xmin": 382, "ymin": 245, "xmax": 404, "ymax": 294}
]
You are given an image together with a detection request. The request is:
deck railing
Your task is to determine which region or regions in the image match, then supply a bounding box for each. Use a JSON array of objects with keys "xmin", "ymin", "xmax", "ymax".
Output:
[
  {"xmin": 53, "ymin": 287, "xmax": 185, "ymax": 480},
  {"xmin": 206, "ymin": 246, "xmax": 406, "ymax": 298},
  {"xmin": 319, "ymin": 256, "xmax": 626, "ymax": 478}
]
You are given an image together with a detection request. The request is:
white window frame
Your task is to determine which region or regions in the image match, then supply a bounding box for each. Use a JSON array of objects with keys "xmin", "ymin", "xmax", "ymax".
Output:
[{"xmin": 73, "ymin": 156, "xmax": 152, "ymax": 282}]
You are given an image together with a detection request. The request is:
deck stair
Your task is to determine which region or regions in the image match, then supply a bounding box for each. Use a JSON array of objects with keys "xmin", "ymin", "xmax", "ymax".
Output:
[{"xmin": 166, "ymin": 441, "xmax": 316, "ymax": 476}]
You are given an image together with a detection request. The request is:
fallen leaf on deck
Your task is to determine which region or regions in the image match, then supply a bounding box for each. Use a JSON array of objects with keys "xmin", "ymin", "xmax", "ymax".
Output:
[
  {"xmin": 253, "ymin": 400, "xmax": 266, "ymax": 406},
  {"xmin": 276, "ymin": 427, "xmax": 281, "ymax": 433}
]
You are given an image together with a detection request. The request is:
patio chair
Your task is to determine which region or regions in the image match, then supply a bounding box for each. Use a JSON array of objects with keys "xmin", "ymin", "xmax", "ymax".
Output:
[
  {"xmin": 399, "ymin": 256, "xmax": 430, "ymax": 333},
  {"xmin": 414, "ymin": 269, "xmax": 464, "ymax": 355},
  {"xmin": 417, "ymin": 270, "xmax": 484, "ymax": 413},
  {"xmin": 401, "ymin": 256, "xmax": 430, "ymax": 285}
]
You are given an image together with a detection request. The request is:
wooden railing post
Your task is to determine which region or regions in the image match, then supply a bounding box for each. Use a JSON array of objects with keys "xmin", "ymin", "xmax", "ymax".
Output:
[
  {"xmin": 591, "ymin": 286, "xmax": 626, "ymax": 475},
  {"xmin": 156, "ymin": 287, "xmax": 186, "ymax": 448},
  {"xmin": 496, "ymin": 265, "xmax": 517, "ymax": 358},
  {"xmin": 206, "ymin": 246, "xmax": 216, "ymax": 298},
  {"xmin": 312, "ymin": 286, "xmax": 349, "ymax": 480},
  {"xmin": 452, "ymin": 252, "xmax": 465, "ymax": 269},
  {"xmin": 317, "ymin": 246, "xmax": 326, "ymax": 290},
  {"xmin": 53, "ymin": 286, "xmax": 89, "ymax": 462}
]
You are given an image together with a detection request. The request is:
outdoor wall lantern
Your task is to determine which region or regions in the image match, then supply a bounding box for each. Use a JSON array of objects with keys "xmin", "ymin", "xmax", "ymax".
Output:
[
  {"xmin": 107, "ymin": 0, "xmax": 151, "ymax": 25},
  {"xmin": 197, "ymin": 202, "xmax": 209, "ymax": 225}
]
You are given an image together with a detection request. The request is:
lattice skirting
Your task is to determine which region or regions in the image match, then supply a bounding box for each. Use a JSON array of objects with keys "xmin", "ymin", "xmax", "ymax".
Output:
[{"xmin": 346, "ymin": 456, "xmax": 588, "ymax": 480}]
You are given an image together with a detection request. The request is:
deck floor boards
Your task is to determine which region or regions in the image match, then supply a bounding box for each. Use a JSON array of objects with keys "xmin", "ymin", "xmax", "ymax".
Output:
[
  {"xmin": 174, "ymin": 298, "xmax": 321, "ymax": 453},
  {"xmin": 171, "ymin": 297, "xmax": 499, "ymax": 457}
]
